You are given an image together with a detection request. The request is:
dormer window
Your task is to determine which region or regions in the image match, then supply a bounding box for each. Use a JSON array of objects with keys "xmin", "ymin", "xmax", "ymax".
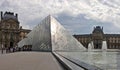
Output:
[
  {"xmin": 13, "ymin": 24, "xmax": 16, "ymax": 29},
  {"xmin": 6, "ymin": 24, "xmax": 10, "ymax": 29}
]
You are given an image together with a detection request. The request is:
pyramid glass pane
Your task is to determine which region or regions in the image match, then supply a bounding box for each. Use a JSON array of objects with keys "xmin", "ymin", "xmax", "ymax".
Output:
[
  {"xmin": 50, "ymin": 16, "xmax": 86, "ymax": 51},
  {"xmin": 26, "ymin": 16, "xmax": 52, "ymax": 51}
]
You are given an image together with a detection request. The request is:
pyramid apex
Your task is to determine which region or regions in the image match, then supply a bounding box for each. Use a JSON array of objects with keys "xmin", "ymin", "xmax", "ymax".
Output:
[
  {"xmin": 47, "ymin": 14, "xmax": 54, "ymax": 19},
  {"xmin": 48, "ymin": 14, "xmax": 52, "ymax": 16},
  {"xmin": 45, "ymin": 15, "xmax": 57, "ymax": 24}
]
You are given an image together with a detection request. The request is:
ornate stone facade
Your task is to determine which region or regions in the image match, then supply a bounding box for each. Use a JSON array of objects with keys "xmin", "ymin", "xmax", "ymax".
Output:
[
  {"xmin": 0, "ymin": 11, "xmax": 31, "ymax": 49},
  {"xmin": 74, "ymin": 26, "xmax": 120, "ymax": 49}
]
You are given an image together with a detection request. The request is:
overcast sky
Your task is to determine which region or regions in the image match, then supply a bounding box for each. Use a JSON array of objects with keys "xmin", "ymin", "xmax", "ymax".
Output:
[{"xmin": 0, "ymin": 0, "xmax": 120, "ymax": 34}]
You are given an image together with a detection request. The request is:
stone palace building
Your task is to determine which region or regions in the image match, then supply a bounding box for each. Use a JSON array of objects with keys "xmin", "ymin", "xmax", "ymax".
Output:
[
  {"xmin": 0, "ymin": 11, "xmax": 31, "ymax": 49},
  {"xmin": 1, "ymin": 11, "xmax": 120, "ymax": 50},
  {"xmin": 74, "ymin": 26, "xmax": 120, "ymax": 49}
]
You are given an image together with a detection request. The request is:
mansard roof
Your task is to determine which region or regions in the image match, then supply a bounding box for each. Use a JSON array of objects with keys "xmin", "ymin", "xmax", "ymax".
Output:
[
  {"xmin": 92, "ymin": 26, "xmax": 104, "ymax": 34},
  {"xmin": 2, "ymin": 11, "xmax": 18, "ymax": 22}
]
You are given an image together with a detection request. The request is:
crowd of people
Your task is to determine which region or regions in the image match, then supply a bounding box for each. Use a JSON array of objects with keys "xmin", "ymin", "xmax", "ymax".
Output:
[
  {"xmin": 1, "ymin": 45, "xmax": 32, "ymax": 54},
  {"xmin": 1, "ymin": 46, "xmax": 20, "ymax": 54}
]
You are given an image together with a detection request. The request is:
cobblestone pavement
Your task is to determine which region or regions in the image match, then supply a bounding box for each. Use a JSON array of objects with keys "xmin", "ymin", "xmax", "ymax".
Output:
[{"xmin": 0, "ymin": 52, "xmax": 63, "ymax": 70}]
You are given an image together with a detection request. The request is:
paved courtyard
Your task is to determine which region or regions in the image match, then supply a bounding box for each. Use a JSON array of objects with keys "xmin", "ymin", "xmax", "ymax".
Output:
[{"xmin": 0, "ymin": 52, "xmax": 63, "ymax": 70}]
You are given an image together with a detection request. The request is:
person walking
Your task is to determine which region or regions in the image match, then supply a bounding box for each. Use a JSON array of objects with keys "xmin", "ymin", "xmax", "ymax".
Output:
[{"xmin": 1, "ymin": 44, "xmax": 4, "ymax": 54}]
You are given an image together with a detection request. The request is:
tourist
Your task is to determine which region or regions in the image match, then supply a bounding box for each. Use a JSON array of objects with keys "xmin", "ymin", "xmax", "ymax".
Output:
[{"xmin": 1, "ymin": 44, "xmax": 4, "ymax": 54}]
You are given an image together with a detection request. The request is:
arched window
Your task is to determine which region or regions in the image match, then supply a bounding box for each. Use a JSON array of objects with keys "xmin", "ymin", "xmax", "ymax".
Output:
[
  {"xmin": 13, "ymin": 24, "xmax": 16, "ymax": 29},
  {"xmin": 6, "ymin": 24, "xmax": 10, "ymax": 29}
]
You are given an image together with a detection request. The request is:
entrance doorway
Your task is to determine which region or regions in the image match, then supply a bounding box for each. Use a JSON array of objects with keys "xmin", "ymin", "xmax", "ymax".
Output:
[
  {"xmin": 94, "ymin": 40, "xmax": 102, "ymax": 49},
  {"xmin": 10, "ymin": 42, "xmax": 13, "ymax": 48}
]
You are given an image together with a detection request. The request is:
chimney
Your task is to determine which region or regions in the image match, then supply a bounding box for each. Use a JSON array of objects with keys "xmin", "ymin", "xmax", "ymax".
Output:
[
  {"xmin": 15, "ymin": 13, "xmax": 18, "ymax": 19},
  {"xmin": 1, "ymin": 11, "xmax": 3, "ymax": 20},
  {"xmin": 20, "ymin": 26, "xmax": 22, "ymax": 29}
]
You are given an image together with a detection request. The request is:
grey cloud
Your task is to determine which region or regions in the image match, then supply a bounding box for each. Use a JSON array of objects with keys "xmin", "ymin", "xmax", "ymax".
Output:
[
  {"xmin": 0, "ymin": 0, "xmax": 120, "ymax": 34},
  {"xmin": 56, "ymin": 12, "xmax": 119, "ymax": 34},
  {"xmin": 0, "ymin": 0, "xmax": 10, "ymax": 8}
]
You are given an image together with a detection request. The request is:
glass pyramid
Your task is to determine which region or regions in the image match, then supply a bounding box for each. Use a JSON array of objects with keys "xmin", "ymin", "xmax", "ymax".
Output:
[{"xmin": 18, "ymin": 15, "xmax": 86, "ymax": 51}]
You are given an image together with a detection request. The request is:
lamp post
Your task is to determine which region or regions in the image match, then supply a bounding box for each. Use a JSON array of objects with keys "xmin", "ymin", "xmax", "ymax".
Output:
[
  {"xmin": 0, "ymin": 31, "xmax": 3, "ymax": 53},
  {"xmin": 0, "ymin": 31, "xmax": 3, "ymax": 49}
]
